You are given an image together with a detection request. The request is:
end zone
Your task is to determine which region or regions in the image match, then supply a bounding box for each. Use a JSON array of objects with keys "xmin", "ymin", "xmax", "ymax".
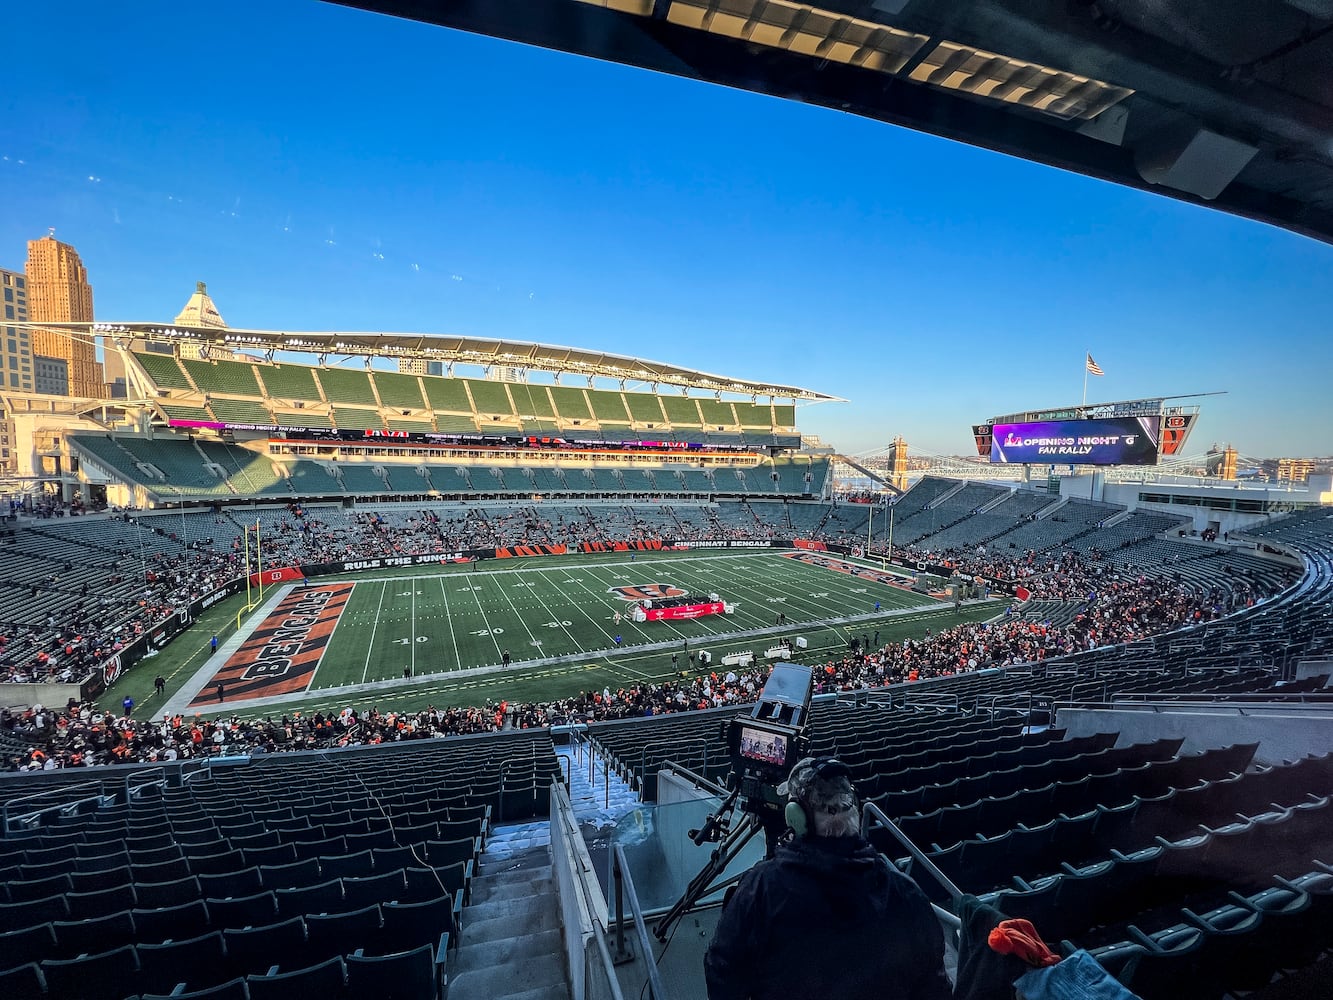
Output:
[
  {"xmin": 186, "ymin": 583, "xmax": 355, "ymax": 709},
  {"xmin": 783, "ymin": 551, "xmax": 949, "ymax": 598}
]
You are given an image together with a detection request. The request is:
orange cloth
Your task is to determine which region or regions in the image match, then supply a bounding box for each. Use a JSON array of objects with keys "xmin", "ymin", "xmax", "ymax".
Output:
[{"xmin": 987, "ymin": 918, "xmax": 1061, "ymax": 968}]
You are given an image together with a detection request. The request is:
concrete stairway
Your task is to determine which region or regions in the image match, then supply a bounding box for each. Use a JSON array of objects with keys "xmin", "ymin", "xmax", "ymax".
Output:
[
  {"xmin": 449, "ymin": 832, "xmax": 569, "ymax": 1000},
  {"xmin": 448, "ymin": 746, "xmax": 639, "ymax": 1000},
  {"xmin": 557, "ymin": 745, "xmax": 641, "ymax": 826}
]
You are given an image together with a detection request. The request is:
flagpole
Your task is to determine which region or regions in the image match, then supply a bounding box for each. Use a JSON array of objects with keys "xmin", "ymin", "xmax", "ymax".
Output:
[{"xmin": 1082, "ymin": 351, "xmax": 1089, "ymax": 409}]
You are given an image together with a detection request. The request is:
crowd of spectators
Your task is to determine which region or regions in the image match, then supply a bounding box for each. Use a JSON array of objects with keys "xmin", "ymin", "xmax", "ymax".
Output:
[
  {"xmin": 1, "ymin": 545, "xmax": 1280, "ymax": 771},
  {"xmin": 0, "ymin": 496, "xmax": 1297, "ymax": 773}
]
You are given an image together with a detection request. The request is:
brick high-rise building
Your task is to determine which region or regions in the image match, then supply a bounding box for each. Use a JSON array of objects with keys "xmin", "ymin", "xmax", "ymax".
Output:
[{"xmin": 25, "ymin": 234, "xmax": 103, "ymax": 397}]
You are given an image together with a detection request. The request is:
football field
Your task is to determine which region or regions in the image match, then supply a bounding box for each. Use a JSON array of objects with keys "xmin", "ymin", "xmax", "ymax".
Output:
[
  {"xmin": 174, "ymin": 549, "xmax": 999, "ymax": 719},
  {"xmin": 313, "ymin": 549, "xmax": 938, "ymax": 686}
]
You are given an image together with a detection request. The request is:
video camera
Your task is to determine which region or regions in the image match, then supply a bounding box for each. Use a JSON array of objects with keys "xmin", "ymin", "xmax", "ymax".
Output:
[
  {"xmin": 660, "ymin": 663, "xmax": 817, "ymax": 940},
  {"xmin": 724, "ymin": 662, "xmax": 815, "ymax": 829}
]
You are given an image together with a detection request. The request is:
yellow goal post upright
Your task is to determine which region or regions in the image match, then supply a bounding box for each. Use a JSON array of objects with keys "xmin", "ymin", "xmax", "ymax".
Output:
[{"xmin": 235, "ymin": 519, "xmax": 266, "ymax": 631}]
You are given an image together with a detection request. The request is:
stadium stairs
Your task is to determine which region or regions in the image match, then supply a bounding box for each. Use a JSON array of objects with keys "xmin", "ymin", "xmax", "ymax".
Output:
[{"xmin": 448, "ymin": 743, "xmax": 636, "ymax": 1000}]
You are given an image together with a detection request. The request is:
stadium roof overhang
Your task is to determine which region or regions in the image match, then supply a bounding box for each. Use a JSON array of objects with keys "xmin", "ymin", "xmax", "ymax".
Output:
[
  {"xmin": 326, "ymin": 0, "xmax": 1333, "ymax": 247},
  {"xmin": 79, "ymin": 323, "xmax": 842, "ymax": 401}
]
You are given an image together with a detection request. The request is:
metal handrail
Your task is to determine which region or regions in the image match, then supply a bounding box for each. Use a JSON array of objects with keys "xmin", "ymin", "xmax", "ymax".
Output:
[
  {"xmin": 861, "ymin": 802, "xmax": 962, "ymax": 913},
  {"xmin": 659, "ymin": 761, "xmax": 729, "ymax": 798},
  {"xmin": 612, "ymin": 843, "xmax": 671, "ymax": 1000},
  {"xmin": 640, "ymin": 737, "xmax": 708, "ymax": 789},
  {"xmin": 893, "ymin": 692, "xmax": 960, "ymax": 712},
  {"xmin": 1, "ymin": 778, "xmax": 106, "ymax": 832},
  {"xmin": 1108, "ymin": 690, "xmax": 1333, "ymax": 704},
  {"xmin": 591, "ymin": 919, "xmax": 629, "ymax": 1000}
]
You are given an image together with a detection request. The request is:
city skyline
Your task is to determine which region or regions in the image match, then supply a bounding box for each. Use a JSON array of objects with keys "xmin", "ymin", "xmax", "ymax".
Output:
[{"xmin": 1, "ymin": 0, "xmax": 1330, "ymax": 457}]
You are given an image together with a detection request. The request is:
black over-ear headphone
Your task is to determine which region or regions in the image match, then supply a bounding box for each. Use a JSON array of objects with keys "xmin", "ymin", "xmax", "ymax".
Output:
[{"xmin": 784, "ymin": 757, "xmax": 853, "ymax": 838}]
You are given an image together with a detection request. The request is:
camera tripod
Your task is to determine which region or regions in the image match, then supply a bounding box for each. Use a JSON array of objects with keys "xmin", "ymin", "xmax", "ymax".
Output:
[{"xmin": 652, "ymin": 785, "xmax": 784, "ymax": 942}]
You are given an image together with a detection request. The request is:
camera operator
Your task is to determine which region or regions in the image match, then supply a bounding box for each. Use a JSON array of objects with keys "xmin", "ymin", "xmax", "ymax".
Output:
[{"xmin": 704, "ymin": 757, "xmax": 951, "ymax": 1000}]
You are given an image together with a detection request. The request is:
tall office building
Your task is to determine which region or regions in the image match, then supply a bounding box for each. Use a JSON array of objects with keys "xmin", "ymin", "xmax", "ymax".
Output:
[
  {"xmin": 25, "ymin": 234, "xmax": 103, "ymax": 397},
  {"xmin": 0, "ymin": 268, "xmax": 33, "ymax": 392},
  {"xmin": 0, "ymin": 268, "xmax": 32, "ymax": 475}
]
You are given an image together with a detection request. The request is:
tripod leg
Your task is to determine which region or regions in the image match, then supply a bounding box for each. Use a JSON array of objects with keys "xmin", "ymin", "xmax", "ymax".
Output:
[{"xmin": 653, "ymin": 814, "xmax": 763, "ymax": 942}]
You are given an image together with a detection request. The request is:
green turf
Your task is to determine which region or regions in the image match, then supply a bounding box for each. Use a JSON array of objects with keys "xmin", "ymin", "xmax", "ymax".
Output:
[
  {"xmin": 311, "ymin": 550, "xmax": 938, "ymax": 687},
  {"xmin": 222, "ymin": 601, "xmax": 997, "ymax": 721},
  {"xmin": 113, "ymin": 549, "xmax": 997, "ymax": 722}
]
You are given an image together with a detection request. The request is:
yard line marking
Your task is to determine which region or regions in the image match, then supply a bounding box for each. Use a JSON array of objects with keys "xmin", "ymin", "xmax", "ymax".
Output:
[
  {"xmin": 494, "ymin": 571, "xmax": 541, "ymax": 656},
  {"xmin": 361, "ymin": 580, "xmax": 388, "ymax": 684},
  {"xmin": 467, "ymin": 576, "xmax": 505, "ymax": 660},
  {"xmin": 534, "ymin": 565, "xmax": 617, "ymax": 647},
  {"xmin": 601, "ymin": 657, "xmax": 652, "ymax": 680},
  {"xmin": 521, "ymin": 567, "xmax": 582, "ymax": 650},
  {"xmin": 439, "ymin": 577, "xmax": 462, "ymax": 669}
]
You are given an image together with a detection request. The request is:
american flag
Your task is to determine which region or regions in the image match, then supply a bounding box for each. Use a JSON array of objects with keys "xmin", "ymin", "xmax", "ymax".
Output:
[{"xmin": 1086, "ymin": 354, "xmax": 1105, "ymax": 376}]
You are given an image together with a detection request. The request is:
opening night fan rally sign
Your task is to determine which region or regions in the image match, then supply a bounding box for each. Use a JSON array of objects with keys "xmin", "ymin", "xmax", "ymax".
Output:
[{"xmin": 990, "ymin": 417, "xmax": 1161, "ymax": 466}]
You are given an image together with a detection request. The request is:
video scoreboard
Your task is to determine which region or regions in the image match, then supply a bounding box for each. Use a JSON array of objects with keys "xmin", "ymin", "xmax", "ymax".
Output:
[{"xmin": 973, "ymin": 399, "xmax": 1199, "ymax": 467}]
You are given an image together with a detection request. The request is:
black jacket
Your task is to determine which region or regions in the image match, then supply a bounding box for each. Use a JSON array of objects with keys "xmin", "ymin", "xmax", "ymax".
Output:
[{"xmin": 704, "ymin": 834, "xmax": 953, "ymax": 1000}]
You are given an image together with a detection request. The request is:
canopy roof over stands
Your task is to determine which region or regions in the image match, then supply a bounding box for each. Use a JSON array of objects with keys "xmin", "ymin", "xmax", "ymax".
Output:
[
  {"xmin": 327, "ymin": 0, "xmax": 1333, "ymax": 247},
  {"xmin": 75, "ymin": 323, "xmax": 842, "ymax": 402}
]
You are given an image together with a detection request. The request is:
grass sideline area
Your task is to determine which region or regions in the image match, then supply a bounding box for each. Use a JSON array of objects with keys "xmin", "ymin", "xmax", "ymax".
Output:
[{"xmin": 113, "ymin": 550, "xmax": 999, "ymax": 721}]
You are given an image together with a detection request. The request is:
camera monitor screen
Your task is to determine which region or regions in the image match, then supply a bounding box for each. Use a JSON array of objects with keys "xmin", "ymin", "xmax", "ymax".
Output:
[{"xmin": 738, "ymin": 726, "xmax": 788, "ymax": 766}]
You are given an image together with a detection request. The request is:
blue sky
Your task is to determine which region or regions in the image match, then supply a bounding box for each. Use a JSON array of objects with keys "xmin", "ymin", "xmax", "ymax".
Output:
[{"xmin": 1, "ymin": 0, "xmax": 1329, "ymax": 458}]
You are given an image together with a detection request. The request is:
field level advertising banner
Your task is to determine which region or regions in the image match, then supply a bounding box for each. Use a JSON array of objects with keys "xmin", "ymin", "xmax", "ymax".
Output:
[{"xmin": 990, "ymin": 417, "xmax": 1161, "ymax": 466}]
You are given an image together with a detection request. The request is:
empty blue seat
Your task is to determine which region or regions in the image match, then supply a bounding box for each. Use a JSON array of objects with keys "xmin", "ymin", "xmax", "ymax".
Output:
[
  {"xmin": 5, "ymin": 872, "xmax": 72, "ymax": 903},
  {"xmin": 136, "ymin": 930, "xmax": 228, "ymax": 997},
  {"xmin": 129, "ymin": 845, "xmax": 186, "ymax": 869},
  {"xmin": 342, "ymin": 871, "xmax": 404, "ymax": 911},
  {"xmin": 368, "ymin": 845, "xmax": 418, "ymax": 872},
  {"xmin": 140, "ymin": 976, "xmax": 248, "ymax": 1000},
  {"xmin": 422, "ymin": 837, "xmax": 477, "ymax": 867},
  {"xmin": 132, "ymin": 899, "xmax": 211, "ymax": 943},
  {"xmin": 135, "ymin": 876, "xmax": 202, "ymax": 909},
  {"xmin": 41, "ymin": 944, "xmax": 139, "ymax": 1000},
  {"xmin": 18, "ymin": 858, "xmax": 70, "ymax": 882},
  {"xmin": 205, "ymin": 891, "xmax": 277, "ymax": 930},
  {"xmin": 305, "ymin": 904, "xmax": 383, "ymax": 962},
  {"xmin": 0, "ymin": 922, "xmax": 57, "ymax": 960},
  {"xmin": 187, "ymin": 849, "xmax": 246, "ymax": 877},
  {"xmin": 70, "ymin": 864, "xmax": 134, "ymax": 895},
  {"xmin": 53, "ymin": 909, "xmax": 136, "ymax": 958},
  {"xmin": 223, "ymin": 916, "xmax": 311, "ymax": 976},
  {"xmin": 380, "ymin": 895, "xmax": 457, "ymax": 955},
  {"xmin": 245, "ymin": 956, "xmax": 346, "ymax": 1000},
  {"xmin": 276, "ymin": 879, "xmax": 346, "ymax": 920},
  {"xmin": 345, "ymin": 944, "xmax": 441, "ymax": 1000},
  {"xmin": 67, "ymin": 885, "xmax": 133, "ymax": 921},
  {"xmin": 342, "ymin": 829, "xmax": 395, "ymax": 853},
  {"xmin": 0, "ymin": 961, "xmax": 45, "ymax": 1000},
  {"xmin": 259, "ymin": 858, "xmax": 322, "ymax": 891},
  {"xmin": 198, "ymin": 866, "xmax": 264, "ymax": 900},
  {"xmin": 242, "ymin": 844, "xmax": 298, "ymax": 869},
  {"xmin": 124, "ymin": 831, "xmax": 177, "ymax": 854},
  {"xmin": 317, "ymin": 850, "xmax": 376, "ymax": 881},
  {"xmin": 76, "ymin": 851, "xmax": 133, "ymax": 874},
  {"xmin": 292, "ymin": 836, "xmax": 346, "ymax": 862}
]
